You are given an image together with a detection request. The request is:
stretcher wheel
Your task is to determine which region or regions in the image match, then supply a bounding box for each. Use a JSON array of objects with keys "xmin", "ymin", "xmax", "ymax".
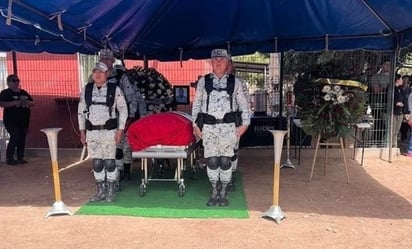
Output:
[
  {"xmin": 178, "ymin": 184, "xmax": 185, "ymax": 197},
  {"xmin": 139, "ymin": 183, "xmax": 146, "ymax": 197}
]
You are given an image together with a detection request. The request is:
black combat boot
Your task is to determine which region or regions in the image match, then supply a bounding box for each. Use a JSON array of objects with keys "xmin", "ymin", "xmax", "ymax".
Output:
[
  {"xmin": 218, "ymin": 183, "xmax": 229, "ymax": 206},
  {"xmin": 227, "ymin": 172, "xmax": 236, "ymax": 192},
  {"xmin": 106, "ymin": 180, "xmax": 116, "ymax": 202},
  {"xmin": 89, "ymin": 181, "xmax": 106, "ymax": 202},
  {"xmin": 115, "ymin": 177, "xmax": 122, "ymax": 192},
  {"xmin": 216, "ymin": 180, "xmax": 222, "ymax": 192},
  {"xmin": 206, "ymin": 182, "xmax": 219, "ymax": 206},
  {"xmin": 124, "ymin": 163, "xmax": 131, "ymax": 180}
]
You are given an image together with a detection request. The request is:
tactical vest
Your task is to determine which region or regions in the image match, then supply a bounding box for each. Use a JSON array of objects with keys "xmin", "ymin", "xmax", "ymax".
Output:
[
  {"xmin": 84, "ymin": 82, "xmax": 118, "ymax": 130},
  {"xmin": 204, "ymin": 73, "xmax": 235, "ymax": 112},
  {"xmin": 195, "ymin": 74, "xmax": 241, "ymax": 129}
]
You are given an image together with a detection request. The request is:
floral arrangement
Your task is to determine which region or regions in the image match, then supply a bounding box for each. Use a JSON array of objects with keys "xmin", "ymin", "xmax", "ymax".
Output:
[
  {"xmin": 298, "ymin": 81, "xmax": 366, "ymax": 139},
  {"xmin": 126, "ymin": 66, "xmax": 174, "ymax": 114},
  {"xmin": 292, "ymin": 57, "xmax": 369, "ymax": 139}
]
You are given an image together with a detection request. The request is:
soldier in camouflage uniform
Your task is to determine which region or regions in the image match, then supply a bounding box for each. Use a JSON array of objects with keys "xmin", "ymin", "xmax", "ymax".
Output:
[
  {"xmin": 192, "ymin": 49, "xmax": 251, "ymax": 206},
  {"xmin": 226, "ymin": 58, "xmax": 251, "ymax": 192},
  {"xmin": 78, "ymin": 62, "xmax": 128, "ymax": 202},
  {"xmin": 98, "ymin": 49, "xmax": 146, "ymax": 189}
]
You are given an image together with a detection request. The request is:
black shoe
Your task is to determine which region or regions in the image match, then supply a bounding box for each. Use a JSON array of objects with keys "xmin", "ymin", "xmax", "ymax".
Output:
[
  {"xmin": 218, "ymin": 196, "xmax": 229, "ymax": 206},
  {"xmin": 227, "ymin": 182, "xmax": 235, "ymax": 192},
  {"xmin": 114, "ymin": 182, "xmax": 122, "ymax": 192},
  {"xmin": 6, "ymin": 159, "xmax": 18, "ymax": 165},
  {"xmin": 17, "ymin": 159, "xmax": 28, "ymax": 164},
  {"xmin": 206, "ymin": 197, "xmax": 218, "ymax": 206}
]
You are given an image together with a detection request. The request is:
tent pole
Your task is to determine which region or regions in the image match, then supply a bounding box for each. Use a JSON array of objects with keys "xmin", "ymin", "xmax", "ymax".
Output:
[
  {"xmin": 12, "ymin": 50, "xmax": 18, "ymax": 75},
  {"xmin": 278, "ymin": 53, "xmax": 284, "ymax": 126},
  {"xmin": 388, "ymin": 34, "xmax": 401, "ymax": 163},
  {"xmin": 143, "ymin": 56, "xmax": 148, "ymax": 69}
]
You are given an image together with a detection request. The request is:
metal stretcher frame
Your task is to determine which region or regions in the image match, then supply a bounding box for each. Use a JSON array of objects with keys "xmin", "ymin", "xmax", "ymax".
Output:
[{"xmin": 132, "ymin": 141, "xmax": 200, "ymax": 197}]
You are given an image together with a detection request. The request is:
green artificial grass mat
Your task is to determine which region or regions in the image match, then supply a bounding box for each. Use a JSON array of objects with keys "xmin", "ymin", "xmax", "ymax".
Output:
[{"xmin": 76, "ymin": 165, "xmax": 249, "ymax": 219}]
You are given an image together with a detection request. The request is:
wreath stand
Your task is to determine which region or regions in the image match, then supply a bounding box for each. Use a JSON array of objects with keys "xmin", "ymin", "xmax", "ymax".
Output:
[{"xmin": 308, "ymin": 135, "xmax": 350, "ymax": 183}]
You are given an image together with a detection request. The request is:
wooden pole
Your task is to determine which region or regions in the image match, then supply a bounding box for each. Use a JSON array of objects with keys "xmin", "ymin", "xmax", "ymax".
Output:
[
  {"xmin": 51, "ymin": 160, "xmax": 62, "ymax": 201},
  {"xmin": 273, "ymin": 162, "xmax": 280, "ymax": 205}
]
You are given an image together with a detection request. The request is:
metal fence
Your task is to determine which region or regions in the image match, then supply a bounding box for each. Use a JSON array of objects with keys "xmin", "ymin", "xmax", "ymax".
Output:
[
  {"xmin": 282, "ymin": 51, "xmax": 401, "ymax": 148},
  {"xmin": 1, "ymin": 50, "xmax": 408, "ymax": 148}
]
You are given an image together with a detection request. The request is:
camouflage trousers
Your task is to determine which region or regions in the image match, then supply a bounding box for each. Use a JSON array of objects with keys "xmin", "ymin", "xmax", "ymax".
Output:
[
  {"xmin": 202, "ymin": 123, "xmax": 237, "ymax": 158},
  {"xmin": 86, "ymin": 129, "xmax": 117, "ymax": 181}
]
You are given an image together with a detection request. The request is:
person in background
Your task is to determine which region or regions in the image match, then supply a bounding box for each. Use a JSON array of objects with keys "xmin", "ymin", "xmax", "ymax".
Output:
[
  {"xmin": 399, "ymin": 75, "xmax": 411, "ymax": 142},
  {"xmin": 392, "ymin": 74, "xmax": 408, "ymax": 149},
  {"xmin": 368, "ymin": 58, "xmax": 391, "ymax": 145},
  {"xmin": 226, "ymin": 58, "xmax": 251, "ymax": 191},
  {"xmin": 78, "ymin": 62, "xmax": 128, "ymax": 202},
  {"xmin": 0, "ymin": 74, "xmax": 34, "ymax": 165},
  {"xmin": 192, "ymin": 49, "xmax": 251, "ymax": 206},
  {"xmin": 97, "ymin": 49, "xmax": 146, "ymax": 189},
  {"xmin": 405, "ymin": 88, "xmax": 412, "ymax": 157}
]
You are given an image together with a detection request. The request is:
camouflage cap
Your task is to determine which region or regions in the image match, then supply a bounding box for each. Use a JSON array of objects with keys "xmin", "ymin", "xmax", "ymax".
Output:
[
  {"xmin": 211, "ymin": 49, "xmax": 229, "ymax": 59},
  {"xmin": 98, "ymin": 48, "xmax": 114, "ymax": 60},
  {"xmin": 113, "ymin": 64, "xmax": 126, "ymax": 72},
  {"xmin": 92, "ymin": 62, "xmax": 108, "ymax": 72}
]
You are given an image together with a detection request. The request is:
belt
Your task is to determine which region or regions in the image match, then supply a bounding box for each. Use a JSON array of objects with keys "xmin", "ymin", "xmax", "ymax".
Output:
[{"xmin": 87, "ymin": 125, "xmax": 115, "ymax": 131}]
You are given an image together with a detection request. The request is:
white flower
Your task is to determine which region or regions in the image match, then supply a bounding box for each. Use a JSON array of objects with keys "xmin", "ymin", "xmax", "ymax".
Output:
[
  {"xmin": 322, "ymin": 85, "xmax": 331, "ymax": 93},
  {"xmin": 333, "ymin": 85, "xmax": 341, "ymax": 92},
  {"xmin": 337, "ymin": 95, "xmax": 346, "ymax": 104},
  {"xmin": 324, "ymin": 94, "xmax": 331, "ymax": 101}
]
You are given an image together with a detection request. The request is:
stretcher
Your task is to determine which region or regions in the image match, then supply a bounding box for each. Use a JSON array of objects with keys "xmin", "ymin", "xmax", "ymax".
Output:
[
  {"xmin": 132, "ymin": 140, "xmax": 200, "ymax": 197},
  {"xmin": 128, "ymin": 111, "xmax": 201, "ymax": 197}
]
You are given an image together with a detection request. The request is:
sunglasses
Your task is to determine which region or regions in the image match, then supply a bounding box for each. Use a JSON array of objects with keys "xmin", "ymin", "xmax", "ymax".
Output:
[{"xmin": 10, "ymin": 79, "xmax": 20, "ymax": 83}]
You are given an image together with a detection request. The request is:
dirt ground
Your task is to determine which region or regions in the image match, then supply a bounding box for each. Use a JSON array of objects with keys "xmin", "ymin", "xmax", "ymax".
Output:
[{"xmin": 0, "ymin": 145, "xmax": 411, "ymax": 249}]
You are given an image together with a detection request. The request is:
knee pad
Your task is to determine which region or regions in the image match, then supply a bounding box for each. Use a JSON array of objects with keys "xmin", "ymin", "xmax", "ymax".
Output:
[
  {"xmin": 220, "ymin": 156, "xmax": 232, "ymax": 170},
  {"xmin": 207, "ymin": 157, "xmax": 219, "ymax": 170},
  {"xmin": 115, "ymin": 148, "xmax": 123, "ymax": 160},
  {"xmin": 92, "ymin": 158, "xmax": 104, "ymax": 172},
  {"xmin": 103, "ymin": 159, "xmax": 116, "ymax": 172}
]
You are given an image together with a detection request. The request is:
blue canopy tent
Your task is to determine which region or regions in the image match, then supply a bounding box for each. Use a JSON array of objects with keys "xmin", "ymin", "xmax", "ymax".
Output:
[
  {"xmin": 0, "ymin": 0, "xmax": 411, "ymax": 60},
  {"xmin": 0, "ymin": 0, "xmax": 411, "ymax": 160}
]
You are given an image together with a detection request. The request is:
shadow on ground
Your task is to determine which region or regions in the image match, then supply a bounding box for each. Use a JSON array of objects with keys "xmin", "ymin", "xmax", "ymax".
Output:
[{"xmin": 0, "ymin": 147, "xmax": 411, "ymax": 221}]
